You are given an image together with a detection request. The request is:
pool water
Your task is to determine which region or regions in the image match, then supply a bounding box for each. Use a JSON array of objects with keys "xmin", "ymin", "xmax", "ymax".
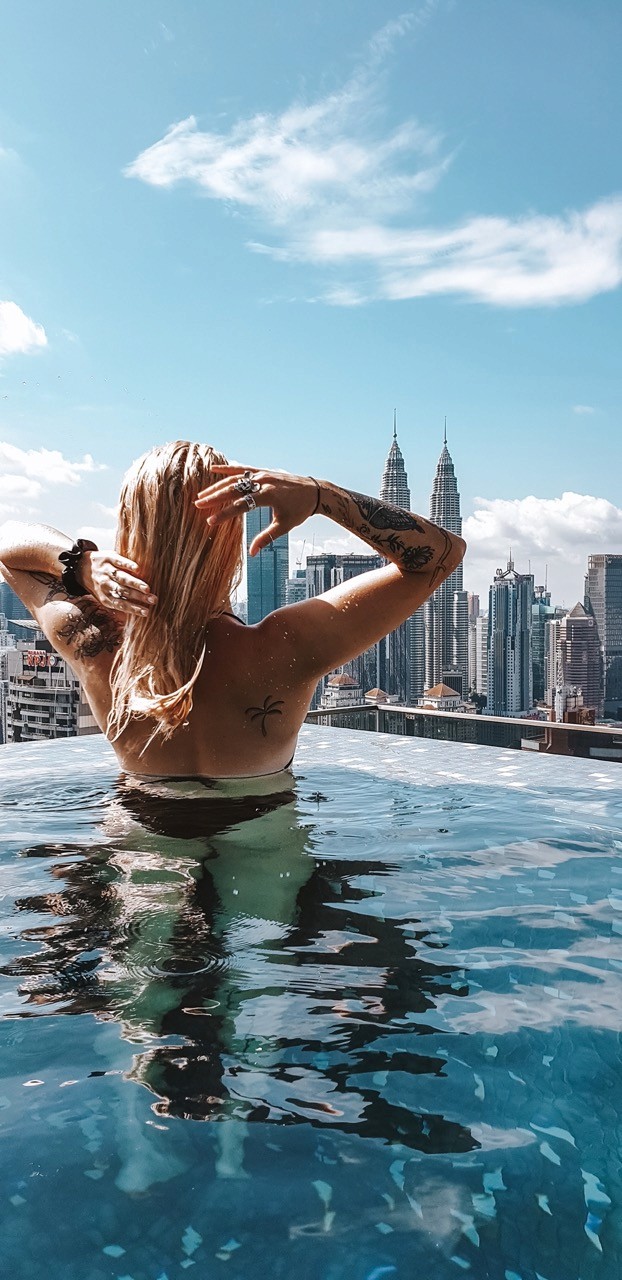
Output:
[{"xmin": 1, "ymin": 727, "xmax": 621, "ymax": 1280}]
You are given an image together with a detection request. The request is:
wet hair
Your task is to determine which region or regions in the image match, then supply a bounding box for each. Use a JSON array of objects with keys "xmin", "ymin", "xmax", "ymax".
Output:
[{"xmin": 107, "ymin": 440, "xmax": 243, "ymax": 746}]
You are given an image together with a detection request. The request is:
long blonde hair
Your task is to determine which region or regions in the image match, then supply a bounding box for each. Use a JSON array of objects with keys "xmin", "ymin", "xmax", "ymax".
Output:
[{"xmin": 107, "ymin": 441, "xmax": 243, "ymax": 745}]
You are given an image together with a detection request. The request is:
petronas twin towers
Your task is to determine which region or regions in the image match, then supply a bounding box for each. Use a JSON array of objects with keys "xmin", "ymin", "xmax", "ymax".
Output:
[{"xmin": 379, "ymin": 415, "xmax": 468, "ymax": 700}]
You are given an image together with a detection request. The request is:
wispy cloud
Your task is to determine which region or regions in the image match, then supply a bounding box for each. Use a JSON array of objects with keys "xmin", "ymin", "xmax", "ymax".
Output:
[
  {"xmin": 0, "ymin": 442, "xmax": 106, "ymax": 486},
  {"xmin": 126, "ymin": 16, "xmax": 622, "ymax": 309},
  {"xmin": 573, "ymin": 404, "xmax": 596, "ymax": 415},
  {"xmin": 0, "ymin": 442, "xmax": 107, "ymax": 517},
  {"xmin": 0, "ymin": 301, "xmax": 47, "ymax": 357},
  {"xmin": 301, "ymin": 199, "xmax": 622, "ymax": 306}
]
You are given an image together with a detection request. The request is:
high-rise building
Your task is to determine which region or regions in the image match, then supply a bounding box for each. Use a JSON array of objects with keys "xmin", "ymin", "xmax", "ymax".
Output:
[
  {"xmin": 544, "ymin": 616, "xmax": 561, "ymax": 705},
  {"xmin": 285, "ymin": 568, "xmax": 307, "ymax": 605},
  {"xmin": 424, "ymin": 428, "xmax": 465, "ymax": 691},
  {"xmin": 380, "ymin": 412, "xmax": 411, "ymax": 508},
  {"xmin": 306, "ymin": 552, "xmax": 383, "ymax": 704},
  {"xmin": 532, "ymin": 585, "xmax": 553, "ymax": 701},
  {"xmin": 556, "ymin": 603, "xmax": 603, "ymax": 716},
  {"xmin": 467, "ymin": 595, "xmax": 480, "ymax": 694},
  {"xmin": 245, "ymin": 507, "xmax": 289, "ymax": 624},
  {"xmin": 0, "ymin": 644, "xmax": 19, "ymax": 744},
  {"xmin": 6, "ymin": 639, "xmax": 81, "ymax": 742},
  {"xmin": 379, "ymin": 415, "xmax": 425, "ymax": 703},
  {"xmin": 486, "ymin": 558, "xmax": 534, "ymax": 716},
  {"xmin": 468, "ymin": 596, "xmax": 490, "ymax": 697},
  {"xmin": 585, "ymin": 555, "xmax": 622, "ymax": 718},
  {"xmin": 0, "ymin": 581, "xmax": 33, "ymax": 637}
]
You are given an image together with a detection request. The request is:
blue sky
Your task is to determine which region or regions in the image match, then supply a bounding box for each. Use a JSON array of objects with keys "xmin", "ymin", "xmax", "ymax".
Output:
[{"xmin": 1, "ymin": 0, "xmax": 620, "ymax": 605}]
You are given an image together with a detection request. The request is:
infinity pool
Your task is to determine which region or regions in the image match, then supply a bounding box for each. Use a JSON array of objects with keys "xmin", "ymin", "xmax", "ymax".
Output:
[{"xmin": 1, "ymin": 727, "xmax": 621, "ymax": 1280}]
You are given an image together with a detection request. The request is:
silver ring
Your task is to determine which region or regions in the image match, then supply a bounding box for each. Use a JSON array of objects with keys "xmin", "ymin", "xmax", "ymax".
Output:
[
  {"xmin": 234, "ymin": 476, "xmax": 260, "ymax": 496},
  {"xmin": 244, "ymin": 493, "xmax": 257, "ymax": 511},
  {"xmin": 111, "ymin": 582, "xmax": 123, "ymax": 599}
]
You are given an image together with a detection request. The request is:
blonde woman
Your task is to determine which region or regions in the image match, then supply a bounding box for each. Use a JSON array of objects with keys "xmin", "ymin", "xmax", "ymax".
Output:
[{"xmin": 0, "ymin": 440, "xmax": 465, "ymax": 780}]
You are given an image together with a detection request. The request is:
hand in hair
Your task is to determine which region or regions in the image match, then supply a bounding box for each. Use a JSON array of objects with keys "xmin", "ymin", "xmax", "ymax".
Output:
[
  {"xmin": 79, "ymin": 550, "xmax": 157, "ymax": 618},
  {"xmin": 195, "ymin": 465, "xmax": 318, "ymax": 556}
]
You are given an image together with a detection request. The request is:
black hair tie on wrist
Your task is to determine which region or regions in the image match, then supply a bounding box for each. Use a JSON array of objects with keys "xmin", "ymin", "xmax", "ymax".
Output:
[{"xmin": 58, "ymin": 538, "xmax": 98, "ymax": 598}]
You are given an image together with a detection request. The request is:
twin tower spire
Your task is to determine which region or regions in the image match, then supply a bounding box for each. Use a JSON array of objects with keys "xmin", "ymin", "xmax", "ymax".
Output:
[{"xmin": 380, "ymin": 412, "xmax": 457, "ymax": 530}]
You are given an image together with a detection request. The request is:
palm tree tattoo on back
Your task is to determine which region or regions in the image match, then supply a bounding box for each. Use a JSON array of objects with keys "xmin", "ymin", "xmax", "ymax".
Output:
[{"xmin": 245, "ymin": 695, "xmax": 285, "ymax": 737}]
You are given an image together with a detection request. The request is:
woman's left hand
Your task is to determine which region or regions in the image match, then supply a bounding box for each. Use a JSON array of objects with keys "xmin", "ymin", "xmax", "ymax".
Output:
[{"xmin": 78, "ymin": 550, "xmax": 157, "ymax": 618}]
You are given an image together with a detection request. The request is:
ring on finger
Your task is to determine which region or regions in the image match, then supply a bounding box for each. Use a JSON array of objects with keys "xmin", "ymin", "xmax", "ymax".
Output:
[
  {"xmin": 243, "ymin": 493, "xmax": 257, "ymax": 511},
  {"xmin": 111, "ymin": 582, "xmax": 123, "ymax": 599},
  {"xmin": 234, "ymin": 476, "xmax": 260, "ymax": 496}
]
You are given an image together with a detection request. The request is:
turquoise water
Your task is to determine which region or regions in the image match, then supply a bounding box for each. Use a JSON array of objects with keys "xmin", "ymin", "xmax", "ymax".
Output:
[{"xmin": 1, "ymin": 733, "xmax": 622, "ymax": 1280}]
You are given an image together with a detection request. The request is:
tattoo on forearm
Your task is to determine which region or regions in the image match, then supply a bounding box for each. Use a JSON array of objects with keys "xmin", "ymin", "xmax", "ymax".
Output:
[
  {"xmin": 345, "ymin": 490, "xmax": 426, "ymax": 534},
  {"xmin": 427, "ymin": 527, "xmax": 455, "ymax": 588},
  {"xmin": 245, "ymin": 695, "xmax": 284, "ymax": 737},
  {"xmin": 29, "ymin": 571, "xmax": 70, "ymax": 601},
  {"xmin": 321, "ymin": 489, "xmax": 437, "ymax": 575}
]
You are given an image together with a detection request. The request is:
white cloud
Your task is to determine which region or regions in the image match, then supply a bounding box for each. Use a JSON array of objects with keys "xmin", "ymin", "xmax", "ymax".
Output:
[
  {"xmin": 573, "ymin": 404, "xmax": 596, "ymax": 415},
  {"xmin": 0, "ymin": 442, "xmax": 106, "ymax": 486},
  {"xmin": 0, "ymin": 474, "xmax": 42, "ymax": 502},
  {"xmin": 125, "ymin": 110, "xmax": 444, "ymax": 224},
  {"xmin": 304, "ymin": 199, "xmax": 622, "ymax": 306},
  {"xmin": 0, "ymin": 442, "xmax": 108, "ymax": 521},
  {"xmin": 125, "ymin": 18, "xmax": 622, "ymax": 309},
  {"xmin": 464, "ymin": 491, "xmax": 622, "ymax": 604},
  {"xmin": 0, "ymin": 301, "xmax": 47, "ymax": 356},
  {"xmin": 77, "ymin": 525, "xmax": 116, "ymax": 549}
]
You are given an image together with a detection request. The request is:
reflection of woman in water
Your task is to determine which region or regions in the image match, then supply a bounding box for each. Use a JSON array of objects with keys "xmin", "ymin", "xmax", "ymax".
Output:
[
  {"xmin": 5, "ymin": 785, "xmax": 476, "ymax": 1192},
  {"xmin": 0, "ymin": 441, "xmax": 465, "ymax": 779}
]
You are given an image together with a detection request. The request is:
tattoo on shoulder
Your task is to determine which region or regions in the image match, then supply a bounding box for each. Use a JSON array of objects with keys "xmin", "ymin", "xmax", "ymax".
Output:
[{"xmin": 245, "ymin": 695, "xmax": 284, "ymax": 737}]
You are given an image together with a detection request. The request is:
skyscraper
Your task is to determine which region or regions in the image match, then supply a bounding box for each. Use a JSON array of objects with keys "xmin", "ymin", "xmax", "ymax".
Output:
[
  {"xmin": 0, "ymin": 581, "xmax": 32, "ymax": 636},
  {"xmin": 378, "ymin": 415, "xmax": 424, "ymax": 703},
  {"xmin": 486, "ymin": 558, "xmax": 534, "ymax": 716},
  {"xmin": 245, "ymin": 507, "xmax": 289, "ymax": 624},
  {"xmin": 557, "ymin": 603, "xmax": 603, "ymax": 716},
  {"xmin": 380, "ymin": 412, "xmax": 411, "ymax": 507},
  {"xmin": 424, "ymin": 427, "xmax": 466, "ymax": 690},
  {"xmin": 585, "ymin": 555, "xmax": 622, "ymax": 718}
]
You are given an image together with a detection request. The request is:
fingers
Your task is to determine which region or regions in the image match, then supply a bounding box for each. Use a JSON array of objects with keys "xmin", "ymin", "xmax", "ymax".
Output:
[
  {"xmin": 102, "ymin": 557, "xmax": 157, "ymax": 617},
  {"xmin": 249, "ymin": 519, "xmax": 282, "ymax": 556},
  {"xmin": 109, "ymin": 553, "xmax": 139, "ymax": 573},
  {"xmin": 210, "ymin": 464, "xmax": 256, "ymax": 474},
  {"xmin": 202, "ymin": 496, "xmax": 254, "ymax": 527}
]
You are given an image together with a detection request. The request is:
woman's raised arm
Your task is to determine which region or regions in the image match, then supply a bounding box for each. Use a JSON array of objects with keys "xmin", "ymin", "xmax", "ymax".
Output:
[{"xmin": 196, "ymin": 465, "xmax": 466, "ymax": 680}]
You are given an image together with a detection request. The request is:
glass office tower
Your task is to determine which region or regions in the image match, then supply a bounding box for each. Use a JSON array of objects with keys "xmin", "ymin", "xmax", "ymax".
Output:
[{"xmin": 245, "ymin": 507, "xmax": 289, "ymax": 624}]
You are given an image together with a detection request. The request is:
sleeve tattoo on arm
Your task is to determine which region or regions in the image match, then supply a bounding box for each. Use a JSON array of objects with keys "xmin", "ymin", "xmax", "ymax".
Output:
[
  {"xmin": 345, "ymin": 491, "xmax": 426, "ymax": 534},
  {"xmin": 323, "ymin": 489, "xmax": 440, "ymax": 575},
  {"xmin": 28, "ymin": 571, "xmax": 122, "ymax": 658}
]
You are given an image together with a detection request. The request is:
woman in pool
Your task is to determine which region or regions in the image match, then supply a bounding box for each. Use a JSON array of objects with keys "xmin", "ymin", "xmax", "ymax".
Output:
[{"xmin": 0, "ymin": 440, "xmax": 465, "ymax": 779}]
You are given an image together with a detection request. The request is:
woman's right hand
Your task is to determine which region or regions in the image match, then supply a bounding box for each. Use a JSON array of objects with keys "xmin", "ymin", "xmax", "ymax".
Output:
[
  {"xmin": 79, "ymin": 550, "xmax": 157, "ymax": 617},
  {"xmin": 195, "ymin": 465, "xmax": 319, "ymax": 555}
]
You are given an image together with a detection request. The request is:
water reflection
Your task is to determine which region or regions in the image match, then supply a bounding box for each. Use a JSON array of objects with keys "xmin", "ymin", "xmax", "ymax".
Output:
[{"xmin": 3, "ymin": 777, "xmax": 477, "ymax": 1172}]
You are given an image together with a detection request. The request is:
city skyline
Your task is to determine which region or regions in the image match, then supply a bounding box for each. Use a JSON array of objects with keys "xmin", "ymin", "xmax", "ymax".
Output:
[{"xmin": 0, "ymin": 3, "xmax": 620, "ymax": 609}]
